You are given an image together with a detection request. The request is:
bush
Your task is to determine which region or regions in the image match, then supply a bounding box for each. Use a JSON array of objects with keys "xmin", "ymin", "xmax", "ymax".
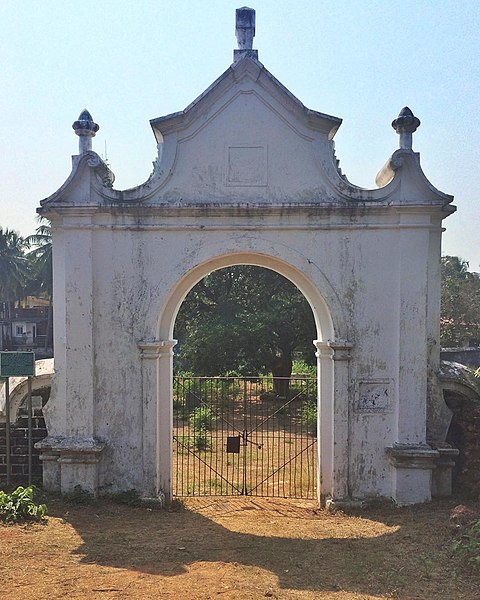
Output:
[
  {"xmin": 193, "ymin": 430, "xmax": 210, "ymax": 451},
  {"xmin": 291, "ymin": 359, "xmax": 317, "ymax": 378},
  {"xmin": 113, "ymin": 489, "xmax": 141, "ymax": 507},
  {"xmin": 189, "ymin": 406, "xmax": 217, "ymax": 451},
  {"xmin": 0, "ymin": 485, "xmax": 47, "ymax": 524},
  {"xmin": 62, "ymin": 485, "xmax": 95, "ymax": 505},
  {"xmin": 189, "ymin": 406, "xmax": 217, "ymax": 432},
  {"xmin": 451, "ymin": 518, "xmax": 480, "ymax": 569},
  {"xmin": 301, "ymin": 401, "xmax": 318, "ymax": 435}
]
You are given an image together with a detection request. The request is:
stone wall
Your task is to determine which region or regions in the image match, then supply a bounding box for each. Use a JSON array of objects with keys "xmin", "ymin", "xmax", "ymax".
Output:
[
  {"xmin": 0, "ymin": 390, "xmax": 49, "ymax": 484},
  {"xmin": 441, "ymin": 347, "xmax": 480, "ymax": 368},
  {"xmin": 445, "ymin": 389, "xmax": 480, "ymax": 498}
]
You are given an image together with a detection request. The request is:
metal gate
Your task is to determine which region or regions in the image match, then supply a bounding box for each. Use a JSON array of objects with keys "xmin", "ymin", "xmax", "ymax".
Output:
[{"xmin": 173, "ymin": 376, "xmax": 317, "ymax": 498}]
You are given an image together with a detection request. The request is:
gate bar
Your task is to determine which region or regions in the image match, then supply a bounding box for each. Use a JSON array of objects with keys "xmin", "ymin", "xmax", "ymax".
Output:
[
  {"xmin": 27, "ymin": 377, "xmax": 33, "ymax": 485},
  {"xmin": 5, "ymin": 378, "xmax": 10, "ymax": 486}
]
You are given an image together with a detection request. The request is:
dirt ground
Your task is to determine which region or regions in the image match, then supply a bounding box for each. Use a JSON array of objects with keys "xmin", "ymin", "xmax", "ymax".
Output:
[{"xmin": 1, "ymin": 496, "xmax": 479, "ymax": 600}]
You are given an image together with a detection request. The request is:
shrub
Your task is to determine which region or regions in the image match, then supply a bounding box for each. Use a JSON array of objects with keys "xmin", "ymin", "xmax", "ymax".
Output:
[
  {"xmin": 113, "ymin": 489, "xmax": 141, "ymax": 507},
  {"xmin": 0, "ymin": 485, "xmax": 47, "ymax": 524},
  {"xmin": 189, "ymin": 406, "xmax": 217, "ymax": 451},
  {"xmin": 301, "ymin": 401, "xmax": 318, "ymax": 435},
  {"xmin": 451, "ymin": 518, "xmax": 480, "ymax": 569},
  {"xmin": 62, "ymin": 485, "xmax": 95, "ymax": 505},
  {"xmin": 193, "ymin": 430, "xmax": 211, "ymax": 451},
  {"xmin": 291, "ymin": 360, "xmax": 317, "ymax": 378},
  {"xmin": 189, "ymin": 406, "xmax": 217, "ymax": 432}
]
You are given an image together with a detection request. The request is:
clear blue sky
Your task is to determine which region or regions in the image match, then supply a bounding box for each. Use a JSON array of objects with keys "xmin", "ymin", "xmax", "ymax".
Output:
[{"xmin": 1, "ymin": 1, "xmax": 479, "ymax": 267}]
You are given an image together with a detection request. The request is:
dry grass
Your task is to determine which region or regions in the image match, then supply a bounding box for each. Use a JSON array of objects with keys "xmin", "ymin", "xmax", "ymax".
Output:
[{"xmin": 1, "ymin": 495, "xmax": 479, "ymax": 599}]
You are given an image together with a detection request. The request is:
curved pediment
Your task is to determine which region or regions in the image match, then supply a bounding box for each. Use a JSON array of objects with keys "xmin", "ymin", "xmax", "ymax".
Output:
[
  {"xmin": 40, "ymin": 56, "xmax": 453, "ymax": 213},
  {"xmin": 145, "ymin": 56, "xmax": 345, "ymax": 204}
]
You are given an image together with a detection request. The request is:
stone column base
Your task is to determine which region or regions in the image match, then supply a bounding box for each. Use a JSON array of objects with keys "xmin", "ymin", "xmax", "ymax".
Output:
[
  {"xmin": 430, "ymin": 442, "xmax": 459, "ymax": 497},
  {"xmin": 386, "ymin": 444, "xmax": 439, "ymax": 506},
  {"xmin": 35, "ymin": 436, "xmax": 105, "ymax": 496}
]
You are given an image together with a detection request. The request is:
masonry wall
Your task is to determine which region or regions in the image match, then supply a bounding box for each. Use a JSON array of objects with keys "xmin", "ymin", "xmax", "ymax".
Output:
[
  {"xmin": 39, "ymin": 205, "xmax": 441, "ymax": 501},
  {"xmin": 0, "ymin": 390, "xmax": 49, "ymax": 484}
]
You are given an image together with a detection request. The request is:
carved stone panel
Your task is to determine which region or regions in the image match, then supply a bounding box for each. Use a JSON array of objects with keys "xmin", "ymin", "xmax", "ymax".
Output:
[
  {"xmin": 226, "ymin": 145, "xmax": 267, "ymax": 186},
  {"xmin": 356, "ymin": 380, "xmax": 392, "ymax": 413}
]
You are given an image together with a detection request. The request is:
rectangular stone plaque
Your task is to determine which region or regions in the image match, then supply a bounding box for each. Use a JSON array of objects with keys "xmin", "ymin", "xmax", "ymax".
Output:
[
  {"xmin": 226, "ymin": 145, "xmax": 268, "ymax": 186},
  {"xmin": 356, "ymin": 380, "xmax": 392, "ymax": 412},
  {"xmin": 0, "ymin": 352, "xmax": 36, "ymax": 377}
]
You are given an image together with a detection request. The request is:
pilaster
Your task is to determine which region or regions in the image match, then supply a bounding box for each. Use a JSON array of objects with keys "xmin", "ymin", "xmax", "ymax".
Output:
[
  {"xmin": 64, "ymin": 224, "xmax": 95, "ymax": 438},
  {"xmin": 397, "ymin": 219, "xmax": 429, "ymax": 444},
  {"xmin": 314, "ymin": 339, "xmax": 353, "ymax": 505},
  {"xmin": 138, "ymin": 339, "xmax": 176, "ymax": 501}
]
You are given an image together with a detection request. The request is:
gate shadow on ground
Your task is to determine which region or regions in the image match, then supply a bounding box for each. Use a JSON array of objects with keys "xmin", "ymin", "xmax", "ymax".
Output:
[{"xmin": 49, "ymin": 498, "xmax": 473, "ymax": 598}]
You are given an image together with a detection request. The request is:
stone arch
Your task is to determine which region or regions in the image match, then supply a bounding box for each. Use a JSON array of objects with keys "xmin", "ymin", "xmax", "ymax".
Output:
[
  {"xmin": 0, "ymin": 360, "xmax": 53, "ymax": 482},
  {"xmin": 158, "ymin": 251, "xmax": 336, "ymax": 342},
  {"xmin": 35, "ymin": 10, "xmax": 454, "ymax": 506},
  {"xmin": 147, "ymin": 250, "xmax": 350, "ymax": 504},
  {"xmin": 0, "ymin": 359, "xmax": 54, "ymax": 424}
]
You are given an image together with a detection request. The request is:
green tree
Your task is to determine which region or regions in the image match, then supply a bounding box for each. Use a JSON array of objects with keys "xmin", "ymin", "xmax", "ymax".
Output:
[
  {"xmin": 0, "ymin": 227, "xmax": 28, "ymax": 300},
  {"xmin": 174, "ymin": 266, "xmax": 316, "ymax": 395},
  {"xmin": 25, "ymin": 218, "xmax": 53, "ymax": 350},
  {"xmin": 0, "ymin": 227, "xmax": 28, "ymax": 348},
  {"xmin": 441, "ymin": 256, "xmax": 480, "ymax": 347}
]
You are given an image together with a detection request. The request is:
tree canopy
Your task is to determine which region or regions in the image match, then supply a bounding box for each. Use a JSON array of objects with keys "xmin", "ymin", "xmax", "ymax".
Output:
[
  {"xmin": 25, "ymin": 220, "xmax": 52, "ymax": 299},
  {"xmin": 0, "ymin": 220, "xmax": 52, "ymax": 304},
  {"xmin": 0, "ymin": 221, "xmax": 53, "ymax": 350},
  {"xmin": 0, "ymin": 227, "xmax": 28, "ymax": 303},
  {"xmin": 2, "ymin": 218, "xmax": 480, "ymax": 361},
  {"xmin": 174, "ymin": 257, "xmax": 480, "ymax": 382},
  {"xmin": 441, "ymin": 256, "xmax": 480, "ymax": 348},
  {"xmin": 174, "ymin": 266, "xmax": 316, "ymax": 383}
]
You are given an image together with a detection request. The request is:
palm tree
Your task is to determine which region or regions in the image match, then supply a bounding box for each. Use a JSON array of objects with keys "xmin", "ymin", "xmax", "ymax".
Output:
[
  {"xmin": 0, "ymin": 227, "xmax": 28, "ymax": 349},
  {"xmin": 26, "ymin": 218, "xmax": 53, "ymax": 351}
]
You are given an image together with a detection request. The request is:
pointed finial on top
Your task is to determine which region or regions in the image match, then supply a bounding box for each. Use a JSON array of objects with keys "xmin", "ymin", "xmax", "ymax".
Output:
[
  {"xmin": 234, "ymin": 7, "xmax": 258, "ymax": 63},
  {"xmin": 236, "ymin": 7, "xmax": 255, "ymax": 49},
  {"xmin": 72, "ymin": 109, "xmax": 99, "ymax": 154},
  {"xmin": 392, "ymin": 107, "xmax": 420, "ymax": 150}
]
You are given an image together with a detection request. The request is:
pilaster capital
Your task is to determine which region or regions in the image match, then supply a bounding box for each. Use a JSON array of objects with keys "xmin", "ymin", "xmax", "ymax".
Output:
[
  {"xmin": 386, "ymin": 444, "xmax": 439, "ymax": 470},
  {"xmin": 138, "ymin": 339, "xmax": 177, "ymax": 360},
  {"xmin": 35, "ymin": 436, "xmax": 105, "ymax": 464},
  {"xmin": 313, "ymin": 339, "xmax": 353, "ymax": 361}
]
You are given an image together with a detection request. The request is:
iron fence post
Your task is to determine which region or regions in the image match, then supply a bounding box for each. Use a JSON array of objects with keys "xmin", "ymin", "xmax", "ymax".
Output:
[
  {"xmin": 27, "ymin": 376, "xmax": 33, "ymax": 485},
  {"xmin": 5, "ymin": 377, "xmax": 10, "ymax": 486}
]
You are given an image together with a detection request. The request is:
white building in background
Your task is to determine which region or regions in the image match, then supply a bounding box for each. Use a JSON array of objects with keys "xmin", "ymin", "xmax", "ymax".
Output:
[{"xmin": 36, "ymin": 8, "xmax": 455, "ymax": 506}]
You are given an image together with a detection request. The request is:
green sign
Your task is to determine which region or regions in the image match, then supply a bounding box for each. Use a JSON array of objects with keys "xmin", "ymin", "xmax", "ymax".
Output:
[{"xmin": 0, "ymin": 352, "xmax": 36, "ymax": 377}]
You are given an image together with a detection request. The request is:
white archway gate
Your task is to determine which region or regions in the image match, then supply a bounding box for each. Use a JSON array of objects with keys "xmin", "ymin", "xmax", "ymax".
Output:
[
  {"xmin": 148, "ymin": 252, "xmax": 348, "ymax": 504},
  {"xmin": 37, "ymin": 9, "xmax": 454, "ymax": 506}
]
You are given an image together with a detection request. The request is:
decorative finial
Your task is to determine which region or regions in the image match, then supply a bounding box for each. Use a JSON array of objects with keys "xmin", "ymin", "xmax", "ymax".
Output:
[
  {"xmin": 236, "ymin": 7, "xmax": 255, "ymax": 49},
  {"xmin": 391, "ymin": 107, "xmax": 420, "ymax": 150},
  {"xmin": 72, "ymin": 109, "xmax": 99, "ymax": 154},
  {"xmin": 234, "ymin": 7, "xmax": 258, "ymax": 62}
]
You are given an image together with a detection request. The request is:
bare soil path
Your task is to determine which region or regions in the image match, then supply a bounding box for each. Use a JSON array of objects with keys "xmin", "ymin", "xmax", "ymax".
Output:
[{"xmin": 1, "ymin": 496, "xmax": 478, "ymax": 599}]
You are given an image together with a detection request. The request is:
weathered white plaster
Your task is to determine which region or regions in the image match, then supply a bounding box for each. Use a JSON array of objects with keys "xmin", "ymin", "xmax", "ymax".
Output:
[
  {"xmin": 37, "ymin": 12, "xmax": 454, "ymax": 505},
  {"xmin": 0, "ymin": 359, "xmax": 53, "ymax": 421}
]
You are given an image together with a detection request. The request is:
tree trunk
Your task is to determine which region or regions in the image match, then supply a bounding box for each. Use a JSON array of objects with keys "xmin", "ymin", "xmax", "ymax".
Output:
[{"xmin": 271, "ymin": 352, "xmax": 292, "ymax": 398}]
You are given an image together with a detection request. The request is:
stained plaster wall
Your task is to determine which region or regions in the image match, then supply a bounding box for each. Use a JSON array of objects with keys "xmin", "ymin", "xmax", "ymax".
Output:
[{"xmin": 37, "ymin": 53, "xmax": 454, "ymax": 505}]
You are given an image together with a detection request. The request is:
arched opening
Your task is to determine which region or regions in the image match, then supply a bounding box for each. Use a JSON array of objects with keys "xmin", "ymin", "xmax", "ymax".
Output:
[
  {"xmin": 172, "ymin": 265, "xmax": 318, "ymax": 497},
  {"xmin": 155, "ymin": 252, "xmax": 336, "ymax": 504}
]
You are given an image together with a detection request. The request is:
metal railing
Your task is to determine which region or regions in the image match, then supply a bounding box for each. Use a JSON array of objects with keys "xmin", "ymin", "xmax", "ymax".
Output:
[{"xmin": 173, "ymin": 376, "xmax": 318, "ymax": 498}]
